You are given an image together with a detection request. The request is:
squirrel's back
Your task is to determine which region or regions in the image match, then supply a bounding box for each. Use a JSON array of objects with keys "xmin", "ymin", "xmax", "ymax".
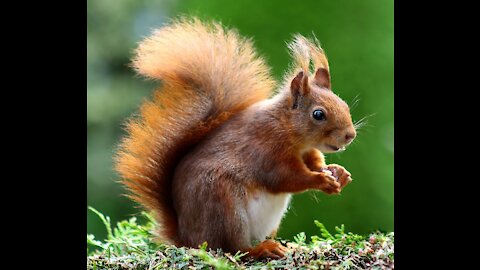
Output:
[{"xmin": 114, "ymin": 18, "xmax": 275, "ymax": 244}]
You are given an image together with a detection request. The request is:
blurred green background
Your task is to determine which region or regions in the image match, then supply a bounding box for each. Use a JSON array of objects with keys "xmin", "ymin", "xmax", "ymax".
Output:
[{"xmin": 87, "ymin": 0, "xmax": 393, "ymax": 242}]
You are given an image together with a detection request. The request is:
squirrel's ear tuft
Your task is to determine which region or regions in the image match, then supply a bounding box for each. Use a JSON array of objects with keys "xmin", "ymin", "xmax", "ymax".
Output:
[
  {"xmin": 313, "ymin": 68, "xmax": 331, "ymax": 90},
  {"xmin": 290, "ymin": 71, "xmax": 310, "ymax": 97}
]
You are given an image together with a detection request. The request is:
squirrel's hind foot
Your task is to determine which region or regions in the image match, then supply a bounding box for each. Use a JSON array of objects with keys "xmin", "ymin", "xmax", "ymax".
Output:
[{"xmin": 245, "ymin": 239, "xmax": 288, "ymax": 260}]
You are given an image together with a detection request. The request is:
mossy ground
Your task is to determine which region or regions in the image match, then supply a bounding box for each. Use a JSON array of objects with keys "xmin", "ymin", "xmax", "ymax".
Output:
[{"xmin": 87, "ymin": 207, "xmax": 394, "ymax": 269}]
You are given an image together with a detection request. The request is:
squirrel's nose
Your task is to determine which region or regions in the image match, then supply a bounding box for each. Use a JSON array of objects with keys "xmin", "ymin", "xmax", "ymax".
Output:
[{"xmin": 345, "ymin": 131, "xmax": 356, "ymax": 144}]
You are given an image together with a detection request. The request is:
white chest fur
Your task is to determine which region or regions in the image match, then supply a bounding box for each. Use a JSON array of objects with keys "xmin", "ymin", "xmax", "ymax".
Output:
[{"xmin": 246, "ymin": 191, "xmax": 291, "ymax": 242}]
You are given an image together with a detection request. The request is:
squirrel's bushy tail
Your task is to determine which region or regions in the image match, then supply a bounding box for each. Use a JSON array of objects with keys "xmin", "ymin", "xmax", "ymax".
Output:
[{"xmin": 114, "ymin": 18, "xmax": 275, "ymax": 244}]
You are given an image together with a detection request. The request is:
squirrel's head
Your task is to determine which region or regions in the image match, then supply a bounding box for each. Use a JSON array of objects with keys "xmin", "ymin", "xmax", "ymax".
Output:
[
  {"xmin": 287, "ymin": 68, "xmax": 356, "ymax": 153},
  {"xmin": 282, "ymin": 34, "xmax": 356, "ymax": 153}
]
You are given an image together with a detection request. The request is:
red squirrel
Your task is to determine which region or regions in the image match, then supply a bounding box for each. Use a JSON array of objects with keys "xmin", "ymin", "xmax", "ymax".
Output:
[{"xmin": 115, "ymin": 17, "xmax": 356, "ymax": 259}]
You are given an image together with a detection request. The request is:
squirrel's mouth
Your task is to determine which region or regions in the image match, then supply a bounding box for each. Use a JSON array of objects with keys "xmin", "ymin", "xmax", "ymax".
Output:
[{"xmin": 325, "ymin": 144, "xmax": 346, "ymax": 153}]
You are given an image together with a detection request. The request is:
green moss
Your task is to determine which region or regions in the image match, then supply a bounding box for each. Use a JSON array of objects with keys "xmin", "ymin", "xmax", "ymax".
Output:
[{"xmin": 87, "ymin": 207, "xmax": 393, "ymax": 269}]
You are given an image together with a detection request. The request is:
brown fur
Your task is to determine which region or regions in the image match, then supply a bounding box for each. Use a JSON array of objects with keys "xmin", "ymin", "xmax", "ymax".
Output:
[{"xmin": 115, "ymin": 17, "xmax": 356, "ymax": 258}]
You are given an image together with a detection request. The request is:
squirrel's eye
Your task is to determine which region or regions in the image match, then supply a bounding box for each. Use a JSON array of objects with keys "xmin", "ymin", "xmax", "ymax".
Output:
[{"xmin": 312, "ymin": 109, "xmax": 326, "ymax": 121}]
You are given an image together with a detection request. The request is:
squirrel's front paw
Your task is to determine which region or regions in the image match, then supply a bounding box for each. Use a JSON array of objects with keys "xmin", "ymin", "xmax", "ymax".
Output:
[
  {"xmin": 314, "ymin": 172, "xmax": 341, "ymax": 194},
  {"xmin": 323, "ymin": 164, "xmax": 352, "ymax": 190}
]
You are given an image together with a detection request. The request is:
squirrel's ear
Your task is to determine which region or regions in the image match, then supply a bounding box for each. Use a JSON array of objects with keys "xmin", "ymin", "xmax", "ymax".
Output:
[
  {"xmin": 313, "ymin": 68, "xmax": 331, "ymax": 90},
  {"xmin": 290, "ymin": 71, "xmax": 310, "ymax": 97}
]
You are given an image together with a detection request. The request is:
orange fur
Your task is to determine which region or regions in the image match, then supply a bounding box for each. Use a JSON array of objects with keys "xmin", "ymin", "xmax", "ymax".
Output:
[{"xmin": 302, "ymin": 148, "xmax": 326, "ymax": 171}]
